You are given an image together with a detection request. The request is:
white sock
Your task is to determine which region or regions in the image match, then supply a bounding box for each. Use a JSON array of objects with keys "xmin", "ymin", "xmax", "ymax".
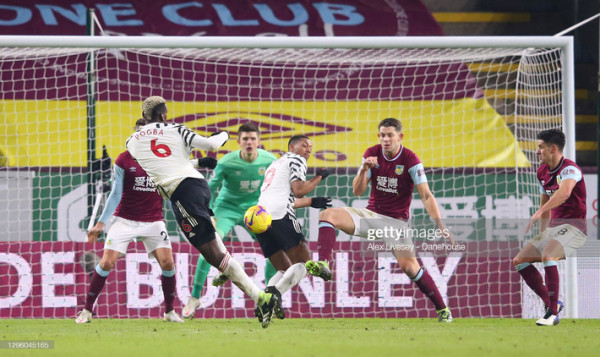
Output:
[
  {"xmin": 274, "ymin": 263, "xmax": 307, "ymax": 295},
  {"xmin": 220, "ymin": 253, "xmax": 260, "ymax": 303},
  {"xmin": 267, "ymin": 270, "xmax": 285, "ymax": 287}
]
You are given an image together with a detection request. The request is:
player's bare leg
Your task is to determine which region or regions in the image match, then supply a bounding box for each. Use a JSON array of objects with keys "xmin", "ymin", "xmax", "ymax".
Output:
[
  {"xmin": 152, "ymin": 248, "xmax": 183, "ymax": 322},
  {"xmin": 199, "ymin": 237, "xmax": 277, "ymax": 328},
  {"xmin": 536, "ymin": 240, "xmax": 565, "ymax": 326},
  {"xmin": 76, "ymin": 249, "xmax": 120, "ymax": 323},
  {"xmin": 396, "ymin": 254, "xmax": 452, "ymax": 322},
  {"xmin": 307, "ymin": 207, "xmax": 354, "ymax": 280},
  {"xmin": 264, "ymin": 243, "xmax": 313, "ymax": 320}
]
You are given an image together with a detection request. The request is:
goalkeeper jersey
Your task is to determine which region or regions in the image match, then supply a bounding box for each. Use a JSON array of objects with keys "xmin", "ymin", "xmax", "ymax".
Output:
[{"xmin": 209, "ymin": 149, "xmax": 277, "ymax": 211}]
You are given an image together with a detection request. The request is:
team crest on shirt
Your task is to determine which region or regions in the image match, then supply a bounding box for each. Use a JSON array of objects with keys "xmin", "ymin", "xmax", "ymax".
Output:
[
  {"xmin": 395, "ymin": 165, "xmax": 404, "ymax": 175},
  {"xmin": 556, "ymin": 175, "xmax": 562, "ymax": 185},
  {"xmin": 258, "ymin": 167, "xmax": 267, "ymax": 176}
]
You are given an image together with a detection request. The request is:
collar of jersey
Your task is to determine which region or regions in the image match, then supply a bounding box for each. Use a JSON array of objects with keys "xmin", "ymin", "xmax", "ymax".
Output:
[
  {"xmin": 381, "ymin": 145, "xmax": 403, "ymax": 162},
  {"xmin": 548, "ymin": 156, "xmax": 565, "ymax": 174}
]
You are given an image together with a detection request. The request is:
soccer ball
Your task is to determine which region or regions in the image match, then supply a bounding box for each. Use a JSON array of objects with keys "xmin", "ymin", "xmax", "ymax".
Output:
[{"xmin": 243, "ymin": 205, "xmax": 272, "ymax": 234}]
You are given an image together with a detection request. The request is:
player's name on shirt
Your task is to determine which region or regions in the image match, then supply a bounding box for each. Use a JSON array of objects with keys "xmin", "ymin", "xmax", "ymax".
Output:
[{"xmin": 130, "ymin": 126, "xmax": 165, "ymax": 141}]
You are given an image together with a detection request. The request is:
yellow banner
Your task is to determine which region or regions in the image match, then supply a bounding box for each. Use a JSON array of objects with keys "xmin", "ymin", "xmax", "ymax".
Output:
[{"xmin": 0, "ymin": 99, "xmax": 529, "ymax": 168}]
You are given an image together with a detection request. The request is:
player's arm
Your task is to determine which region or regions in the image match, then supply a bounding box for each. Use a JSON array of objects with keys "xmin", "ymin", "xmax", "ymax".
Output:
[
  {"xmin": 352, "ymin": 156, "xmax": 377, "ymax": 196},
  {"xmin": 526, "ymin": 179, "xmax": 576, "ymax": 232},
  {"xmin": 187, "ymin": 129, "xmax": 229, "ymax": 151},
  {"xmin": 289, "ymin": 156, "xmax": 329, "ymax": 198},
  {"xmin": 291, "ymin": 176, "xmax": 322, "ymax": 198},
  {"xmin": 293, "ymin": 198, "xmax": 312, "ymax": 208},
  {"xmin": 415, "ymin": 182, "xmax": 453, "ymax": 244},
  {"xmin": 293, "ymin": 196, "xmax": 332, "ymax": 209},
  {"xmin": 87, "ymin": 164, "xmax": 125, "ymax": 243},
  {"xmin": 526, "ymin": 165, "xmax": 581, "ymax": 232},
  {"xmin": 208, "ymin": 162, "xmax": 224, "ymax": 205},
  {"xmin": 191, "ymin": 157, "xmax": 218, "ymax": 169},
  {"xmin": 538, "ymin": 194, "xmax": 551, "ymax": 232}
]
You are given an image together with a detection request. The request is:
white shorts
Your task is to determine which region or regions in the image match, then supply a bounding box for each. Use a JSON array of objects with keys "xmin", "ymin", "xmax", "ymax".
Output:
[
  {"xmin": 342, "ymin": 207, "xmax": 415, "ymax": 255},
  {"xmin": 530, "ymin": 224, "xmax": 587, "ymax": 258},
  {"xmin": 104, "ymin": 217, "xmax": 172, "ymax": 258}
]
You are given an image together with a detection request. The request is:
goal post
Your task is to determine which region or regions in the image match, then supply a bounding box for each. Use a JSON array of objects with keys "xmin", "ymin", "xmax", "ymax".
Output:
[{"xmin": 0, "ymin": 35, "xmax": 579, "ymax": 319}]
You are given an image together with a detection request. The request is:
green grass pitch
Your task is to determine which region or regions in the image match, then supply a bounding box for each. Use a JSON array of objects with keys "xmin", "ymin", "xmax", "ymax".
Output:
[{"xmin": 1, "ymin": 318, "xmax": 599, "ymax": 356}]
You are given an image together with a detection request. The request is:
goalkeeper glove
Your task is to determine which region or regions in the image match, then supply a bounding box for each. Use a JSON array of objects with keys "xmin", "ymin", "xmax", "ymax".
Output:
[
  {"xmin": 315, "ymin": 168, "xmax": 330, "ymax": 180},
  {"xmin": 310, "ymin": 196, "xmax": 332, "ymax": 209},
  {"xmin": 210, "ymin": 131, "xmax": 230, "ymax": 147},
  {"xmin": 197, "ymin": 157, "xmax": 218, "ymax": 169}
]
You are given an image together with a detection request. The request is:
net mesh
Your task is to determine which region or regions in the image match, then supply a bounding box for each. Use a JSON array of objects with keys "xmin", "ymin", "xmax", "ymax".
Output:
[{"xmin": 0, "ymin": 43, "xmax": 568, "ymax": 318}]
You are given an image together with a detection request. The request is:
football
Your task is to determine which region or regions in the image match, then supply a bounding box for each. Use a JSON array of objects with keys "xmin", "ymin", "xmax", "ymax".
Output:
[{"xmin": 243, "ymin": 205, "xmax": 272, "ymax": 234}]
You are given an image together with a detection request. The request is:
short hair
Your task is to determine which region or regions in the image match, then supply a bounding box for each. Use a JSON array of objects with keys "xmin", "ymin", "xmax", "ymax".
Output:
[
  {"xmin": 238, "ymin": 122, "xmax": 260, "ymax": 137},
  {"xmin": 537, "ymin": 129, "xmax": 565, "ymax": 151},
  {"xmin": 378, "ymin": 118, "xmax": 402, "ymax": 132},
  {"xmin": 288, "ymin": 135, "xmax": 309, "ymax": 150},
  {"xmin": 142, "ymin": 96, "xmax": 166, "ymax": 121}
]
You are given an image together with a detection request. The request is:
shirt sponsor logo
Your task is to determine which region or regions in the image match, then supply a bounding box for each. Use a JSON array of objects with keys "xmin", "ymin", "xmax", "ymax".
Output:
[
  {"xmin": 376, "ymin": 175, "xmax": 398, "ymax": 194},
  {"xmin": 395, "ymin": 165, "xmax": 404, "ymax": 175},
  {"xmin": 133, "ymin": 176, "xmax": 157, "ymax": 192}
]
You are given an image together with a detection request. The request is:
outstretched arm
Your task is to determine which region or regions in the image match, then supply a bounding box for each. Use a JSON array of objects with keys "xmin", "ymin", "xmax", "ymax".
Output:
[{"xmin": 190, "ymin": 131, "xmax": 229, "ymax": 151}]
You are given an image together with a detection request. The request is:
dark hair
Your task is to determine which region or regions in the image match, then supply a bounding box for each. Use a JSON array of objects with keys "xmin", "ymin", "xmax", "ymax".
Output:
[
  {"xmin": 537, "ymin": 129, "xmax": 565, "ymax": 151},
  {"xmin": 238, "ymin": 122, "xmax": 260, "ymax": 136},
  {"xmin": 288, "ymin": 135, "xmax": 310, "ymax": 150},
  {"xmin": 135, "ymin": 118, "xmax": 147, "ymax": 128},
  {"xmin": 152, "ymin": 103, "xmax": 167, "ymax": 121},
  {"xmin": 378, "ymin": 118, "xmax": 402, "ymax": 132}
]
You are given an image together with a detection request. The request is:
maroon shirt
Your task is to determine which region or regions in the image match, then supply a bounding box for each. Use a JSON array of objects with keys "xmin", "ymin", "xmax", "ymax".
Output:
[
  {"xmin": 537, "ymin": 157, "xmax": 587, "ymax": 234},
  {"xmin": 114, "ymin": 151, "xmax": 164, "ymax": 222},
  {"xmin": 364, "ymin": 145, "xmax": 425, "ymax": 220}
]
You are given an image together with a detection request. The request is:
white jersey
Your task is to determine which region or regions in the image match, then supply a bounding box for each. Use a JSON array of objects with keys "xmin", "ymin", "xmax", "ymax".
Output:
[
  {"xmin": 258, "ymin": 152, "xmax": 306, "ymax": 220},
  {"xmin": 126, "ymin": 122, "xmax": 228, "ymax": 199}
]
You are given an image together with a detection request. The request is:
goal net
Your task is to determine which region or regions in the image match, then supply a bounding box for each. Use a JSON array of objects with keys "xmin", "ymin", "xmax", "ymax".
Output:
[{"xmin": 0, "ymin": 36, "xmax": 577, "ymax": 319}]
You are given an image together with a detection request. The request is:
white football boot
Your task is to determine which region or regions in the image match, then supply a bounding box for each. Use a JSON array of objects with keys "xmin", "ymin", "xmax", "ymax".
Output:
[
  {"xmin": 75, "ymin": 309, "xmax": 92, "ymax": 324},
  {"xmin": 163, "ymin": 310, "xmax": 185, "ymax": 323},
  {"xmin": 182, "ymin": 297, "xmax": 201, "ymax": 319}
]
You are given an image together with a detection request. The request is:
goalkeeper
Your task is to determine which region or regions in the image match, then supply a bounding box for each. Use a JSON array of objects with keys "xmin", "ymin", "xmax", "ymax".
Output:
[{"xmin": 182, "ymin": 123, "xmax": 278, "ymax": 318}]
